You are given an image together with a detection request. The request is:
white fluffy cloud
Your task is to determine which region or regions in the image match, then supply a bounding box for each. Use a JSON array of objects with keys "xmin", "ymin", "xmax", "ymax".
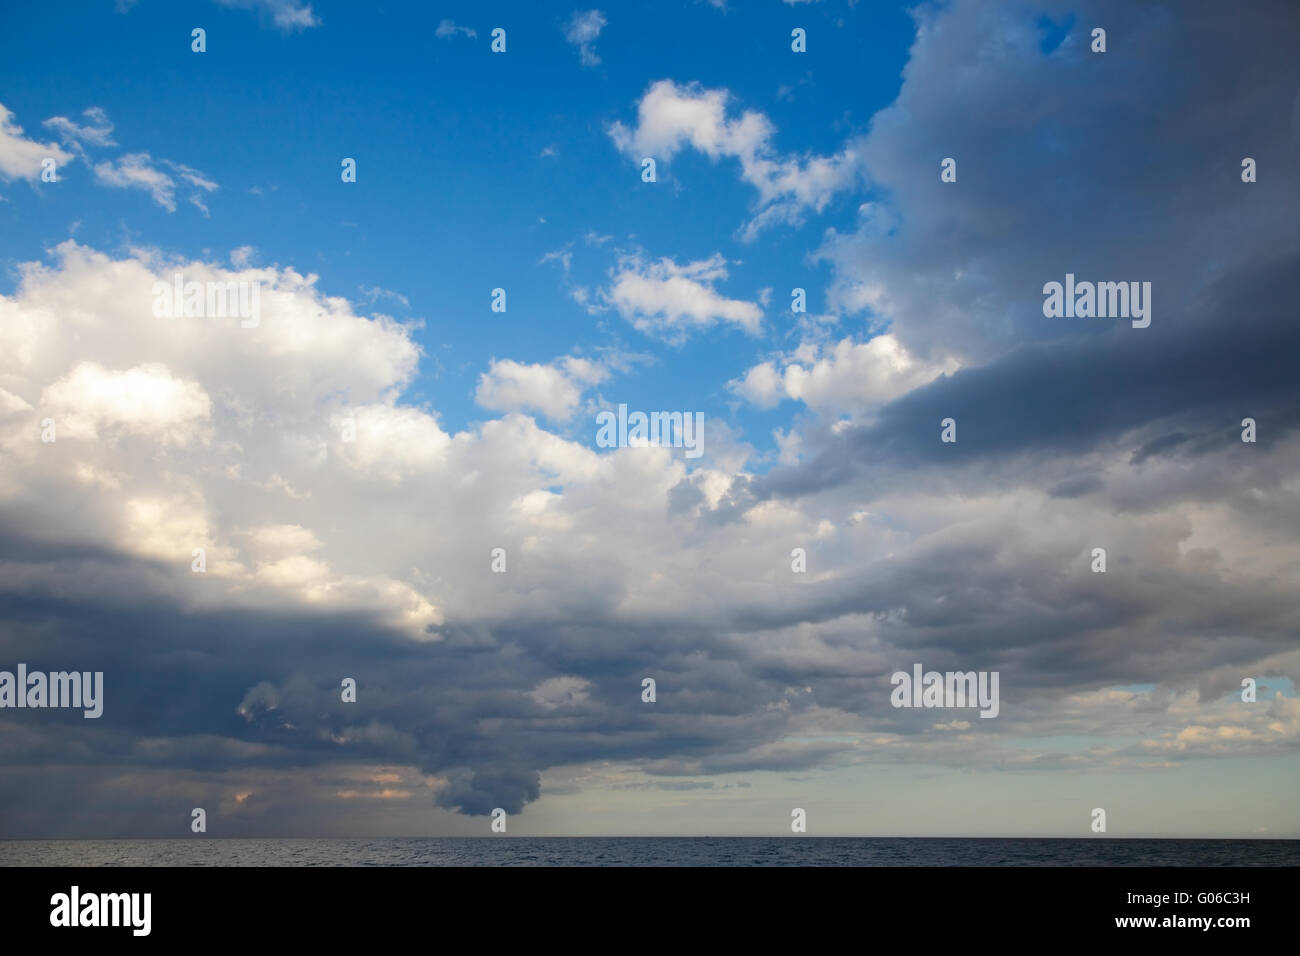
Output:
[
  {"xmin": 602, "ymin": 252, "xmax": 762, "ymax": 340},
  {"xmin": 1, "ymin": 244, "xmax": 780, "ymax": 650},
  {"xmin": 732, "ymin": 334, "xmax": 959, "ymax": 414},
  {"xmin": 0, "ymin": 242, "xmax": 442, "ymax": 636},
  {"xmin": 476, "ymin": 356, "xmax": 608, "ymax": 421},
  {"xmin": 609, "ymin": 80, "xmax": 861, "ymax": 239},
  {"xmin": 39, "ymin": 361, "xmax": 212, "ymax": 444},
  {"xmin": 0, "ymin": 104, "xmax": 71, "ymax": 182}
]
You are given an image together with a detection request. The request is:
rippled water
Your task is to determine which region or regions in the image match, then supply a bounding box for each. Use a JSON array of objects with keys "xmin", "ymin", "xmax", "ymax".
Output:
[{"xmin": 2, "ymin": 837, "xmax": 1296, "ymax": 866}]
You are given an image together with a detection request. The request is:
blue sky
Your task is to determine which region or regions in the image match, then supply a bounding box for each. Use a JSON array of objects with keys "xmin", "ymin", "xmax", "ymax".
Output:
[
  {"xmin": 1, "ymin": 0, "xmax": 915, "ymax": 461},
  {"xmin": 1, "ymin": 0, "xmax": 1298, "ymax": 839}
]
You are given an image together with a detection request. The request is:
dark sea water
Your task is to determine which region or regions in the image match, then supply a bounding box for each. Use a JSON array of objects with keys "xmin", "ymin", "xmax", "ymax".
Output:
[{"xmin": 2, "ymin": 837, "xmax": 1296, "ymax": 867}]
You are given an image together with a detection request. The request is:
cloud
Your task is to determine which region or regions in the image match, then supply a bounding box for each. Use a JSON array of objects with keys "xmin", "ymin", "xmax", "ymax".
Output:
[
  {"xmin": 752, "ymin": 255, "xmax": 1300, "ymax": 504},
  {"xmin": 1142, "ymin": 693, "xmax": 1300, "ymax": 756},
  {"xmin": 3, "ymin": 240, "xmax": 1299, "ymax": 834},
  {"xmin": 93, "ymin": 153, "xmax": 218, "ymax": 213},
  {"xmin": 530, "ymin": 676, "xmax": 593, "ymax": 711},
  {"xmin": 601, "ymin": 252, "xmax": 762, "ymax": 340},
  {"xmin": 812, "ymin": 0, "xmax": 1300, "ymax": 363},
  {"xmin": 435, "ymin": 19, "xmax": 476, "ymax": 40},
  {"xmin": 357, "ymin": 284, "xmax": 410, "ymax": 310},
  {"xmin": 39, "ymin": 361, "xmax": 212, "ymax": 445},
  {"xmin": 732, "ymin": 334, "xmax": 960, "ymax": 414},
  {"xmin": 3, "ymin": 0, "xmax": 1299, "ymax": 836},
  {"xmin": 42, "ymin": 107, "xmax": 116, "ymax": 161},
  {"xmin": 435, "ymin": 768, "xmax": 540, "ymax": 816},
  {"xmin": 0, "ymin": 104, "xmax": 71, "ymax": 183},
  {"xmin": 3, "ymin": 103, "xmax": 215, "ymax": 212},
  {"xmin": 2, "ymin": 241, "xmax": 443, "ymax": 637},
  {"xmin": 475, "ymin": 355, "xmax": 608, "ymax": 421},
  {"xmin": 213, "ymin": 0, "xmax": 320, "ymax": 31},
  {"xmin": 539, "ymin": 247, "xmax": 573, "ymax": 272},
  {"xmin": 608, "ymin": 80, "xmax": 862, "ymax": 239},
  {"xmin": 564, "ymin": 10, "xmax": 607, "ymax": 67}
]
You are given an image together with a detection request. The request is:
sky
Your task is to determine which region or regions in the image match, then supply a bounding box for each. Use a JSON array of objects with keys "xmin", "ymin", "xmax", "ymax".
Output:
[{"xmin": 0, "ymin": 0, "xmax": 1297, "ymax": 839}]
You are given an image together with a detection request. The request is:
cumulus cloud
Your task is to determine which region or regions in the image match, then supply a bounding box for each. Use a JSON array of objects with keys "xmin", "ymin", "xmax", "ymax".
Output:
[
  {"xmin": 608, "ymin": 80, "xmax": 862, "ymax": 239},
  {"xmin": 0, "ymin": 241, "xmax": 439, "ymax": 640},
  {"xmin": 39, "ymin": 361, "xmax": 212, "ymax": 444},
  {"xmin": 601, "ymin": 252, "xmax": 762, "ymax": 340},
  {"xmin": 732, "ymin": 334, "xmax": 960, "ymax": 414},
  {"xmin": 0, "ymin": 104, "xmax": 71, "ymax": 182},
  {"xmin": 476, "ymin": 355, "xmax": 608, "ymax": 421}
]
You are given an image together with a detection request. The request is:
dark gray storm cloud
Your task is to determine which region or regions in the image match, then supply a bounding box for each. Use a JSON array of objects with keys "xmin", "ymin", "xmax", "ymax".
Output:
[{"xmin": 755, "ymin": 255, "xmax": 1300, "ymax": 501}]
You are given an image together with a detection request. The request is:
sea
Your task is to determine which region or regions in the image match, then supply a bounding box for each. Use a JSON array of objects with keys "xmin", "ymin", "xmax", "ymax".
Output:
[{"xmin": 1, "ymin": 837, "xmax": 1296, "ymax": 866}]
